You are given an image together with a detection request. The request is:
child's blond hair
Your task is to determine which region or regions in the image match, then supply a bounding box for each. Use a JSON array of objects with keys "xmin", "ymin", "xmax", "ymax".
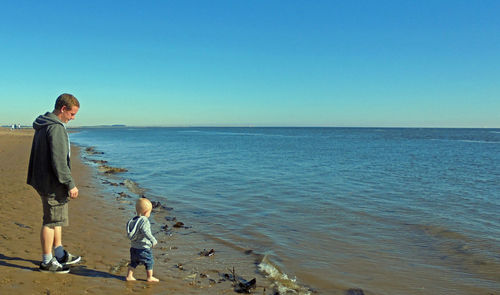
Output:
[{"xmin": 136, "ymin": 198, "xmax": 152, "ymax": 216}]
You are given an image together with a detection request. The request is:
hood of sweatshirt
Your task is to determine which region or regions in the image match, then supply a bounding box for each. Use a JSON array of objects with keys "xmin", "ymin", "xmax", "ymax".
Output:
[
  {"xmin": 127, "ymin": 216, "xmax": 146, "ymax": 241},
  {"xmin": 33, "ymin": 112, "xmax": 63, "ymax": 130}
]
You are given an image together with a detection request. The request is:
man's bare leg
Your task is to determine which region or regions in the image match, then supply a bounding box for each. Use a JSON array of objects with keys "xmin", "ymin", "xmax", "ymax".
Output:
[
  {"xmin": 41, "ymin": 226, "xmax": 55, "ymax": 255},
  {"xmin": 41, "ymin": 226, "xmax": 62, "ymax": 254},
  {"xmin": 53, "ymin": 226, "xmax": 62, "ymax": 248}
]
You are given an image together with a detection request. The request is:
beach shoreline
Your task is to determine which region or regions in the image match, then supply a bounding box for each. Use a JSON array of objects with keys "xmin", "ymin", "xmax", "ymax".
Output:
[{"xmin": 0, "ymin": 128, "xmax": 277, "ymax": 295}]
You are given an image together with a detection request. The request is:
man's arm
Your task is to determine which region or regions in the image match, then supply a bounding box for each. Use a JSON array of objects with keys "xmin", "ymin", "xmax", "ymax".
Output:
[{"xmin": 47, "ymin": 124, "xmax": 76, "ymax": 190}]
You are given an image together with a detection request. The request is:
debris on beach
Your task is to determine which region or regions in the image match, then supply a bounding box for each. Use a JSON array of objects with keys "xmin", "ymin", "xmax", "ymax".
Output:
[
  {"xmin": 175, "ymin": 263, "xmax": 184, "ymax": 270},
  {"xmin": 85, "ymin": 146, "xmax": 104, "ymax": 155},
  {"xmin": 143, "ymin": 198, "xmax": 172, "ymax": 211},
  {"xmin": 98, "ymin": 165, "xmax": 128, "ymax": 174},
  {"xmin": 199, "ymin": 249, "xmax": 215, "ymax": 257},
  {"xmin": 169, "ymin": 221, "xmax": 190, "ymax": 229},
  {"xmin": 184, "ymin": 273, "xmax": 197, "ymax": 280},
  {"xmin": 161, "ymin": 224, "xmax": 173, "ymax": 236},
  {"xmin": 109, "ymin": 259, "xmax": 129, "ymax": 274},
  {"xmin": 116, "ymin": 192, "xmax": 133, "ymax": 204},
  {"xmin": 346, "ymin": 288, "xmax": 365, "ymax": 295},
  {"xmin": 14, "ymin": 222, "xmax": 31, "ymax": 229},
  {"xmin": 117, "ymin": 192, "xmax": 131, "ymax": 198},
  {"xmin": 222, "ymin": 272, "xmax": 232, "ymax": 281},
  {"xmin": 165, "ymin": 216, "xmax": 177, "ymax": 222},
  {"xmin": 102, "ymin": 179, "xmax": 120, "ymax": 186},
  {"xmin": 173, "ymin": 221, "xmax": 185, "ymax": 228},
  {"xmin": 151, "ymin": 200, "xmax": 162, "ymax": 209},
  {"xmin": 236, "ymin": 278, "xmax": 257, "ymax": 293},
  {"xmin": 88, "ymin": 159, "xmax": 108, "ymax": 164},
  {"xmin": 224, "ymin": 267, "xmax": 257, "ymax": 294}
]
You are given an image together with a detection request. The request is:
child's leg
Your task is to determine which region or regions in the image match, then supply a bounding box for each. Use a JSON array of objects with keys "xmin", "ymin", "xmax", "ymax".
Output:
[
  {"xmin": 127, "ymin": 247, "xmax": 140, "ymax": 281},
  {"xmin": 126, "ymin": 266, "xmax": 136, "ymax": 281},
  {"xmin": 146, "ymin": 269, "xmax": 159, "ymax": 282},
  {"xmin": 144, "ymin": 249, "xmax": 159, "ymax": 282}
]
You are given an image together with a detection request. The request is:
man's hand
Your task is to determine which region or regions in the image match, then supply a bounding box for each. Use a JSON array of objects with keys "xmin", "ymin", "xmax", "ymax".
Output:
[{"xmin": 69, "ymin": 187, "xmax": 79, "ymax": 199}]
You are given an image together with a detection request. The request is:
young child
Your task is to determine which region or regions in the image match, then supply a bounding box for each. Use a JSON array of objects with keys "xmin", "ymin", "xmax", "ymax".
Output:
[{"xmin": 126, "ymin": 198, "xmax": 159, "ymax": 282}]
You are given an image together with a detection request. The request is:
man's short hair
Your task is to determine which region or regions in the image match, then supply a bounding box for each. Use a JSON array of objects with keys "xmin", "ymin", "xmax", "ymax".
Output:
[{"xmin": 55, "ymin": 93, "xmax": 80, "ymax": 110}]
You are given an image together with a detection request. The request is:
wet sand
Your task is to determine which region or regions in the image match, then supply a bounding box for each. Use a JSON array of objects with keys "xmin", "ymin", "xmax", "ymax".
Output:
[{"xmin": 0, "ymin": 128, "xmax": 275, "ymax": 295}]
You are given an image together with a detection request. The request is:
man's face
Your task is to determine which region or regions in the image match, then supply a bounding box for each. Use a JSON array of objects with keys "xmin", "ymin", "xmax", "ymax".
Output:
[{"xmin": 60, "ymin": 106, "xmax": 79, "ymax": 123}]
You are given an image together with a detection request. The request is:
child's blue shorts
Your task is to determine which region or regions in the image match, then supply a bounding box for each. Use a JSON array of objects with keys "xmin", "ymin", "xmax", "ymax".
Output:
[{"xmin": 129, "ymin": 248, "xmax": 154, "ymax": 270}]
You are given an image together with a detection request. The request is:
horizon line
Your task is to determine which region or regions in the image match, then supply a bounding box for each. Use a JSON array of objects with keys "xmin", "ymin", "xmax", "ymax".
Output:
[
  {"xmin": 67, "ymin": 125, "xmax": 500, "ymax": 129},
  {"xmin": 2, "ymin": 125, "xmax": 499, "ymax": 129}
]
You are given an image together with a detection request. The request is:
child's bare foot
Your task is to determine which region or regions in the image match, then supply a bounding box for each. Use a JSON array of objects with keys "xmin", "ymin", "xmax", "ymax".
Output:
[
  {"xmin": 126, "ymin": 276, "xmax": 136, "ymax": 281},
  {"xmin": 147, "ymin": 276, "xmax": 159, "ymax": 282}
]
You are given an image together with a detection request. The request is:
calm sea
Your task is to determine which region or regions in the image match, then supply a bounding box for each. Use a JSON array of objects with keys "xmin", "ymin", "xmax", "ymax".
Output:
[{"xmin": 71, "ymin": 127, "xmax": 500, "ymax": 294}]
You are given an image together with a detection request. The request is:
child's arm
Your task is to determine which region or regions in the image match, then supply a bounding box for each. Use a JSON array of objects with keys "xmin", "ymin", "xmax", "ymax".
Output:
[{"xmin": 142, "ymin": 218, "xmax": 158, "ymax": 247}]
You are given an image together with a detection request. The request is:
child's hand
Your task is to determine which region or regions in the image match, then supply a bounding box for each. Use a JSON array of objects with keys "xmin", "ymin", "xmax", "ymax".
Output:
[{"xmin": 153, "ymin": 242, "xmax": 157, "ymax": 248}]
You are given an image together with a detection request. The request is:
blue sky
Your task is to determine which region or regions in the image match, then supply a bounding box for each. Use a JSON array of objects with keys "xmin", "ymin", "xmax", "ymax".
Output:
[{"xmin": 1, "ymin": 1, "xmax": 499, "ymax": 127}]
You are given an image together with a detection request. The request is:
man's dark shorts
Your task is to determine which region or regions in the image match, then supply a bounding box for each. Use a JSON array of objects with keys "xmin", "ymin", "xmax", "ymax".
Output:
[
  {"xmin": 129, "ymin": 248, "xmax": 154, "ymax": 270},
  {"xmin": 39, "ymin": 185, "xmax": 70, "ymax": 227}
]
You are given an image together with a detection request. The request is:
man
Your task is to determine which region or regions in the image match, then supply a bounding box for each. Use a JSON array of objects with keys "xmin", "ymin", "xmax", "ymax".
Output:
[{"xmin": 27, "ymin": 93, "xmax": 82, "ymax": 273}]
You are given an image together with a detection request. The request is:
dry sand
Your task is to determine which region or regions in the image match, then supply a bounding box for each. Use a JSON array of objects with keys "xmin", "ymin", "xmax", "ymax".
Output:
[{"xmin": 0, "ymin": 128, "xmax": 276, "ymax": 295}]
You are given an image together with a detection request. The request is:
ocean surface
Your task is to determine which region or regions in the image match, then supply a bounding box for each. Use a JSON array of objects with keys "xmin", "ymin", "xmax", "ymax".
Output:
[{"xmin": 71, "ymin": 127, "xmax": 500, "ymax": 294}]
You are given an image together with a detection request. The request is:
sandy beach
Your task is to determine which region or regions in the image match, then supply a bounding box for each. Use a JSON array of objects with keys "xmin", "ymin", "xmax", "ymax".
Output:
[{"xmin": 0, "ymin": 128, "xmax": 276, "ymax": 295}]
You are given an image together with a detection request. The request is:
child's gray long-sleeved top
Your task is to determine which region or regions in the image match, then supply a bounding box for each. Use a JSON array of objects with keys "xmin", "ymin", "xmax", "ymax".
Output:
[{"xmin": 126, "ymin": 216, "xmax": 157, "ymax": 249}]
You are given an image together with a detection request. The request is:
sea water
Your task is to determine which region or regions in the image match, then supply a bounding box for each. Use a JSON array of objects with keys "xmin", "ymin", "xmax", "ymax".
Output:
[{"xmin": 71, "ymin": 127, "xmax": 500, "ymax": 294}]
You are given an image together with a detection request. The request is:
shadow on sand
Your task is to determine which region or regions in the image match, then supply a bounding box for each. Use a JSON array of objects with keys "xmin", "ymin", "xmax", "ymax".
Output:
[
  {"xmin": 0, "ymin": 253, "xmax": 123, "ymax": 280},
  {"xmin": 0, "ymin": 253, "xmax": 39, "ymax": 271},
  {"xmin": 69, "ymin": 265, "xmax": 124, "ymax": 280}
]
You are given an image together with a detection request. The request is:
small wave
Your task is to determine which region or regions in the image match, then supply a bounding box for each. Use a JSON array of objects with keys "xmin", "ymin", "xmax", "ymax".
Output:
[
  {"xmin": 179, "ymin": 129, "xmax": 308, "ymax": 138},
  {"xmin": 178, "ymin": 130, "xmax": 202, "ymax": 133},
  {"xmin": 198, "ymin": 130, "xmax": 273, "ymax": 137},
  {"xmin": 459, "ymin": 139, "xmax": 500, "ymax": 144},
  {"xmin": 123, "ymin": 179, "xmax": 146, "ymax": 195},
  {"xmin": 178, "ymin": 130, "xmax": 262, "ymax": 136},
  {"xmin": 412, "ymin": 223, "xmax": 500, "ymax": 281},
  {"xmin": 429, "ymin": 138, "xmax": 499, "ymax": 144},
  {"xmin": 415, "ymin": 224, "xmax": 470, "ymax": 241},
  {"xmin": 258, "ymin": 255, "xmax": 312, "ymax": 295}
]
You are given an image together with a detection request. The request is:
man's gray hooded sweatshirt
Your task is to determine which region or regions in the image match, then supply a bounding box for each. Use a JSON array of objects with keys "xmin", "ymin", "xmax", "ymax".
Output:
[
  {"xmin": 127, "ymin": 216, "xmax": 157, "ymax": 249},
  {"xmin": 27, "ymin": 112, "xmax": 75, "ymax": 194}
]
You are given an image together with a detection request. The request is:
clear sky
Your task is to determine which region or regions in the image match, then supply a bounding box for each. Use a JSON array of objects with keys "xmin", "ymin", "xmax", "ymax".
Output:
[{"xmin": 1, "ymin": 1, "xmax": 499, "ymax": 127}]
